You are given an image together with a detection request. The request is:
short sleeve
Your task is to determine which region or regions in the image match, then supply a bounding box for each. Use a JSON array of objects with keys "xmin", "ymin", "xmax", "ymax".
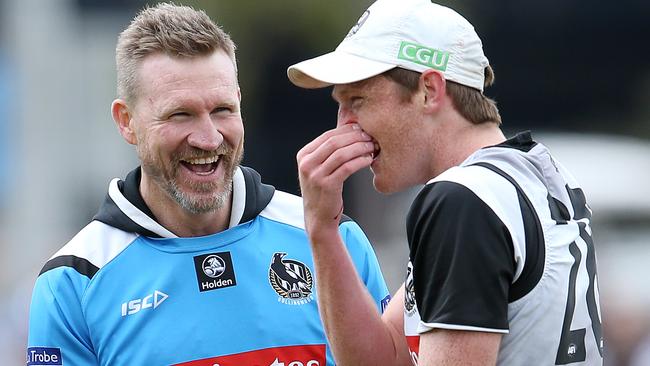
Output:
[
  {"xmin": 28, "ymin": 268, "xmax": 98, "ymax": 365},
  {"xmin": 339, "ymin": 220, "xmax": 392, "ymax": 313},
  {"xmin": 406, "ymin": 181, "xmax": 515, "ymax": 332}
]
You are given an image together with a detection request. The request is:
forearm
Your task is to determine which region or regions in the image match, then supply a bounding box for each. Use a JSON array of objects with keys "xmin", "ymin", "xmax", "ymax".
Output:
[
  {"xmin": 296, "ymin": 123, "xmax": 409, "ymax": 364},
  {"xmin": 308, "ymin": 226, "xmax": 410, "ymax": 366}
]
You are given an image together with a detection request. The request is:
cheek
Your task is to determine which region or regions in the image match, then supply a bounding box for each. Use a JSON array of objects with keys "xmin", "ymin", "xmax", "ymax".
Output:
[
  {"xmin": 133, "ymin": 127, "xmax": 152, "ymax": 153},
  {"xmin": 153, "ymin": 125, "xmax": 187, "ymax": 150},
  {"xmin": 137, "ymin": 128, "xmax": 182, "ymax": 164},
  {"xmin": 382, "ymin": 115, "xmax": 418, "ymax": 155},
  {"xmin": 224, "ymin": 119, "xmax": 245, "ymax": 147},
  {"xmin": 237, "ymin": 133, "xmax": 244, "ymax": 152}
]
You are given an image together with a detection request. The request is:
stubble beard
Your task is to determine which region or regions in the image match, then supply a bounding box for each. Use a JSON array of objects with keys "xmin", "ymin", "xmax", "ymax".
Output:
[
  {"xmin": 167, "ymin": 174, "xmax": 232, "ymax": 214},
  {"xmin": 140, "ymin": 144, "xmax": 244, "ymax": 215}
]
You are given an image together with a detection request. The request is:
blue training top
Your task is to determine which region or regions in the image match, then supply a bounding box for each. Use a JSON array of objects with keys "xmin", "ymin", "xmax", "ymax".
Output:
[{"xmin": 28, "ymin": 166, "xmax": 390, "ymax": 366}]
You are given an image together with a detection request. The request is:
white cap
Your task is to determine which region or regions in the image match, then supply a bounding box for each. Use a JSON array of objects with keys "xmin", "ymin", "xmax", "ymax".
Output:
[{"xmin": 287, "ymin": 0, "xmax": 489, "ymax": 91}]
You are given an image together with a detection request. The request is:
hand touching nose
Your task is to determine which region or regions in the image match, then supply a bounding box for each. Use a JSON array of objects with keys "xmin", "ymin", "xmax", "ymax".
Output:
[{"xmin": 297, "ymin": 123, "xmax": 374, "ymax": 233}]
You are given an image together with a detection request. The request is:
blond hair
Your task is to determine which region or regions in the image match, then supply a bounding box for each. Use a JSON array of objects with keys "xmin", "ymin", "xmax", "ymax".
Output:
[
  {"xmin": 115, "ymin": 3, "xmax": 237, "ymax": 103},
  {"xmin": 384, "ymin": 66, "xmax": 502, "ymax": 125}
]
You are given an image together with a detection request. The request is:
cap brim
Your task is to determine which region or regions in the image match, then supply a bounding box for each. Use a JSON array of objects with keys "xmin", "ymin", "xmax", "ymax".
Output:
[{"xmin": 287, "ymin": 51, "xmax": 396, "ymax": 89}]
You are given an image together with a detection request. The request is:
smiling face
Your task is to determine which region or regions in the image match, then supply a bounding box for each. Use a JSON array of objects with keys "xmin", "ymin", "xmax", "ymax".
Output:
[
  {"xmin": 333, "ymin": 74, "xmax": 433, "ymax": 194},
  {"xmin": 119, "ymin": 50, "xmax": 243, "ymax": 214}
]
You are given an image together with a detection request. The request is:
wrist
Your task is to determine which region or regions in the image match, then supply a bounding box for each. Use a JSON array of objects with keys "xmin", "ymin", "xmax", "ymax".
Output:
[{"xmin": 306, "ymin": 222, "xmax": 341, "ymax": 247}]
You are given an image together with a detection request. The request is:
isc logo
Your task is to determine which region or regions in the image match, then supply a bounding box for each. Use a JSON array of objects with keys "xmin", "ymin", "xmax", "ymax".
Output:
[{"xmin": 121, "ymin": 290, "xmax": 169, "ymax": 317}]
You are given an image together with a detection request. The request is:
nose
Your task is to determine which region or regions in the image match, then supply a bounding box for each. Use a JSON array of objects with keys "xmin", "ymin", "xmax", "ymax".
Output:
[
  {"xmin": 336, "ymin": 105, "xmax": 357, "ymax": 128},
  {"xmin": 186, "ymin": 114, "xmax": 223, "ymax": 151}
]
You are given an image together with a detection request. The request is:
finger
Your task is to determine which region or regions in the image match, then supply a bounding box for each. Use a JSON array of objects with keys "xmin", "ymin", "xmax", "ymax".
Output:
[
  {"xmin": 298, "ymin": 138, "xmax": 373, "ymax": 186},
  {"xmin": 327, "ymin": 154, "xmax": 374, "ymax": 187},
  {"xmin": 300, "ymin": 139, "xmax": 374, "ymax": 190},
  {"xmin": 297, "ymin": 123, "xmax": 367, "ymax": 160},
  {"xmin": 320, "ymin": 141, "xmax": 374, "ymax": 180},
  {"xmin": 298, "ymin": 128, "xmax": 372, "ymax": 175}
]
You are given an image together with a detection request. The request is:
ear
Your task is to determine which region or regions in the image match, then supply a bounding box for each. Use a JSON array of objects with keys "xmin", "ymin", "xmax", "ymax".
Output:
[
  {"xmin": 420, "ymin": 70, "xmax": 447, "ymax": 112},
  {"xmin": 111, "ymin": 99, "xmax": 137, "ymax": 145}
]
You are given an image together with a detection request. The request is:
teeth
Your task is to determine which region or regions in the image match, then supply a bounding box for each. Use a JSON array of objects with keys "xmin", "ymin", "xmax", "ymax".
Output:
[{"xmin": 185, "ymin": 156, "xmax": 219, "ymax": 165}]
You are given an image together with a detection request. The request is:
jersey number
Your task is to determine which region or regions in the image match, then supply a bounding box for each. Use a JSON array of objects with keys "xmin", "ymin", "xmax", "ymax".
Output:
[{"xmin": 551, "ymin": 187, "xmax": 603, "ymax": 364}]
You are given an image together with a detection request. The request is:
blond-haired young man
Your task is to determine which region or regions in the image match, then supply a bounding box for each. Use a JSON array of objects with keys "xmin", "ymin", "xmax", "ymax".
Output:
[{"xmin": 288, "ymin": 0, "xmax": 603, "ymax": 364}]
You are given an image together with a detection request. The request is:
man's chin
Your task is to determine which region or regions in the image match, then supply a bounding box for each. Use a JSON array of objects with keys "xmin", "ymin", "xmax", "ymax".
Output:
[
  {"xmin": 167, "ymin": 180, "xmax": 229, "ymax": 212},
  {"xmin": 168, "ymin": 168, "xmax": 235, "ymax": 212},
  {"xmin": 372, "ymin": 175, "xmax": 401, "ymax": 195},
  {"xmin": 176, "ymin": 193, "xmax": 228, "ymax": 214}
]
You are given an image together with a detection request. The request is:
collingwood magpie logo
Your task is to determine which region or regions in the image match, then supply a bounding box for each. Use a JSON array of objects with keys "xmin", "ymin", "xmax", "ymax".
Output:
[
  {"xmin": 269, "ymin": 252, "xmax": 314, "ymax": 305},
  {"xmin": 404, "ymin": 262, "xmax": 416, "ymax": 315},
  {"xmin": 194, "ymin": 252, "xmax": 237, "ymax": 292}
]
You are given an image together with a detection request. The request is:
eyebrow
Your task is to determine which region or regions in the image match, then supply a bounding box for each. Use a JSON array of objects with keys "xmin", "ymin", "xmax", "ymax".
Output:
[{"xmin": 331, "ymin": 78, "xmax": 375, "ymax": 102}]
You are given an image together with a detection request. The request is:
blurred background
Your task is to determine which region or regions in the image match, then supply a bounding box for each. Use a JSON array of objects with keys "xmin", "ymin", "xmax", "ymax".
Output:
[{"xmin": 1, "ymin": 0, "xmax": 649, "ymax": 364}]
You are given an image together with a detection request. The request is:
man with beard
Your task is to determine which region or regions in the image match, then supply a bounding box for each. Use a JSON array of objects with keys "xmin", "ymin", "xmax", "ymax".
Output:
[{"xmin": 26, "ymin": 4, "xmax": 389, "ymax": 365}]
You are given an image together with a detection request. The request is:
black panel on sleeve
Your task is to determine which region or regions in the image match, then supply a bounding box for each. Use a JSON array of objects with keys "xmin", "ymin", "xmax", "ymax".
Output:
[
  {"xmin": 471, "ymin": 162, "xmax": 545, "ymax": 303},
  {"xmin": 406, "ymin": 181, "xmax": 515, "ymax": 331},
  {"xmin": 39, "ymin": 255, "xmax": 99, "ymax": 279}
]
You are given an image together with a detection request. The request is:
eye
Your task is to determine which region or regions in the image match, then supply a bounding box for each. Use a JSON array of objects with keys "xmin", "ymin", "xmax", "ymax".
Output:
[
  {"xmin": 211, "ymin": 106, "xmax": 232, "ymax": 114},
  {"xmin": 350, "ymin": 96, "xmax": 364, "ymax": 109},
  {"xmin": 335, "ymin": 96, "xmax": 364, "ymax": 114},
  {"xmin": 169, "ymin": 111, "xmax": 190, "ymax": 119},
  {"xmin": 211, "ymin": 101, "xmax": 241, "ymax": 115}
]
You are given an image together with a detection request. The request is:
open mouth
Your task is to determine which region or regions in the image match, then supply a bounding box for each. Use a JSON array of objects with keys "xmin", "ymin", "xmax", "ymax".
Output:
[{"xmin": 180, "ymin": 155, "xmax": 221, "ymax": 176}]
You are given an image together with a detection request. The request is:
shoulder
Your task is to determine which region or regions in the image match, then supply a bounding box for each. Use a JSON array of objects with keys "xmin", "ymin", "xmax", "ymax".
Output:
[
  {"xmin": 260, "ymin": 189, "xmax": 366, "ymax": 233},
  {"xmin": 259, "ymin": 189, "xmax": 306, "ymax": 229},
  {"xmin": 429, "ymin": 165, "xmax": 517, "ymax": 200},
  {"xmin": 39, "ymin": 221, "xmax": 138, "ymax": 279},
  {"xmin": 260, "ymin": 189, "xmax": 376, "ymax": 258},
  {"xmin": 412, "ymin": 165, "xmax": 525, "ymax": 232},
  {"xmin": 410, "ymin": 166, "xmax": 511, "ymax": 221}
]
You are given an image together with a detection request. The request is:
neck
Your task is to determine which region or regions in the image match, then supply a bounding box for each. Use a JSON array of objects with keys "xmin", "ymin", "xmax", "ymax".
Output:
[
  {"xmin": 428, "ymin": 114, "xmax": 506, "ymax": 178},
  {"xmin": 455, "ymin": 121, "xmax": 506, "ymax": 160},
  {"xmin": 140, "ymin": 176, "xmax": 233, "ymax": 237}
]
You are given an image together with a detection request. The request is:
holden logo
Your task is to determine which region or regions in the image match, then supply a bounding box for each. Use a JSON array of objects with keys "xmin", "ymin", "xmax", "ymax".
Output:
[
  {"xmin": 202, "ymin": 254, "xmax": 226, "ymax": 278},
  {"xmin": 194, "ymin": 252, "xmax": 237, "ymax": 292}
]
